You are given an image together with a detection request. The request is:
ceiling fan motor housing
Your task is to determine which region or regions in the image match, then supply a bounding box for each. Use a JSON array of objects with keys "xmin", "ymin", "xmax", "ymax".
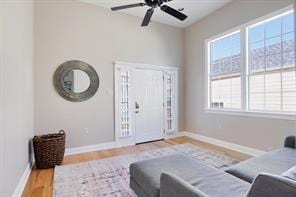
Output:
[{"xmin": 145, "ymin": 0, "xmax": 164, "ymax": 8}]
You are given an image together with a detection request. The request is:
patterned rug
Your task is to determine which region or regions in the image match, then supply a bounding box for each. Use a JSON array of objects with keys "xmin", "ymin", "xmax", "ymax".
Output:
[{"xmin": 54, "ymin": 143, "xmax": 239, "ymax": 197}]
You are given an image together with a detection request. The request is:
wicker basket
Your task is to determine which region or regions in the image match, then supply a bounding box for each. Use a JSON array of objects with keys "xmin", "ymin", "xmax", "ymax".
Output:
[{"xmin": 33, "ymin": 130, "xmax": 66, "ymax": 169}]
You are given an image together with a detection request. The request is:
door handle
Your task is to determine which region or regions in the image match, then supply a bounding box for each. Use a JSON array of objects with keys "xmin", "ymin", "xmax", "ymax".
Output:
[{"xmin": 135, "ymin": 101, "xmax": 140, "ymax": 114}]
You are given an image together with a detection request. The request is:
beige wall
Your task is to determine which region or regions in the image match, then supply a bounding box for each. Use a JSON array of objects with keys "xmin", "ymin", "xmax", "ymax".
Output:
[
  {"xmin": 1, "ymin": 0, "xmax": 295, "ymax": 195},
  {"xmin": 0, "ymin": 1, "xmax": 34, "ymax": 196},
  {"xmin": 184, "ymin": 0, "xmax": 296, "ymax": 151},
  {"xmin": 34, "ymin": 1, "xmax": 184, "ymax": 148}
]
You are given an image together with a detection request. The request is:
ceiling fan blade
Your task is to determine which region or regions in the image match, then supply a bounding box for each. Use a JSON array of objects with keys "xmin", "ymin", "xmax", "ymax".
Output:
[
  {"xmin": 111, "ymin": 3, "xmax": 145, "ymax": 11},
  {"xmin": 141, "ymin": 8, "xmax": 154, "ymax": 27},
  {"xmin": 160, "ymin": 5, "xmax": 187, "ymax": 21}
]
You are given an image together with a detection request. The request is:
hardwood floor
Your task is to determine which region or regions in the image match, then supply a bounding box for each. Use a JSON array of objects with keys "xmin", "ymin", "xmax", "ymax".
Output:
[{"xmin": 22, "ymin": 136, "xmax": 251, "ymax": 197}]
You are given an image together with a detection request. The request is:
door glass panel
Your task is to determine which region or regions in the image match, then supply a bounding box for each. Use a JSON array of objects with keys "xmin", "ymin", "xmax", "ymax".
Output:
[
  {"xmin": 166, "ymin": 74, "xmax": 173, "ymax": 131},
  {"xmin": 120, "ymin": 71, "xmax": 131, "ymax": 137}
]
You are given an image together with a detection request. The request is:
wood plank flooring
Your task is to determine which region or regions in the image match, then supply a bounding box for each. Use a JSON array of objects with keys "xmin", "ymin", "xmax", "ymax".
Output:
[{"xmin": 22, "ymin": 136, "xmax": 251, "ymax": 197}]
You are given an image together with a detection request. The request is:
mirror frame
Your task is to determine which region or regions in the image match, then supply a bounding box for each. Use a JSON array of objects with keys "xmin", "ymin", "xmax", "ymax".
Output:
[{"xmin": 53, "ymin": 60, "xmax": 99, "ymax": 102}]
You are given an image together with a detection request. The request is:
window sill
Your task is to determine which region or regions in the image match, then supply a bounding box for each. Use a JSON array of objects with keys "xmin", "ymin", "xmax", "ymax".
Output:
[{"xmin": 205, "ymin": 108, "xmax": 296, "ymax": 120}]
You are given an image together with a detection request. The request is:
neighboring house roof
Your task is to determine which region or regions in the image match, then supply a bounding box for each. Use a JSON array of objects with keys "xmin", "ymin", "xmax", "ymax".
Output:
[{"xmin": 211, "ymin": 39, "xmax": 295, "ymax": 77}]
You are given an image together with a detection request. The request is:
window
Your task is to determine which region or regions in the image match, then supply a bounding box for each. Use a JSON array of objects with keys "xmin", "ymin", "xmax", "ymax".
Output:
[
  {"xmin": 248, "ymin": 12, "xmax": 295, "ymax": 113},
  {"xmin": 206, "ymin": 7, "xmax": 296, "ymax": 118},
  {"xmin": 209, "ymin": 32, "xmax": 241, "ymax": 109}
]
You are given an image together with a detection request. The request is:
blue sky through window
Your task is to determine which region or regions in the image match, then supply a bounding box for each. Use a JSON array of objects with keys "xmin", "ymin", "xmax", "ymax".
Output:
[
  {"xmin": 282, "ymin": 13, "xmax": 294, "ymax": 33},
  {"xmin": 265, "ymin": 18, "xmax": 281, "ymax": 38},
  {"xmin": 210, "ymin": 32, "xmax": 240, "ymax": 61},
  {"xmin": 249, "ymin": 12, "xmax": 294, "ymax": 44}
]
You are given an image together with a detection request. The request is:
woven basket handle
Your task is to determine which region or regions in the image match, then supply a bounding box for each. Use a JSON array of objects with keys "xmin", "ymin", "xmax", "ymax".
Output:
[{"xmin": 33, "ymin": 136, "xmax": 40, "ymax": 141}]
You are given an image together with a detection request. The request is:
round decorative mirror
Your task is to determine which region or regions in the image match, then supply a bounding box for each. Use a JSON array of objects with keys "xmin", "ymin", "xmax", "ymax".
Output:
[{"xmin": 53, "ymin": 60, "xmax": 99, "ymax": 102}]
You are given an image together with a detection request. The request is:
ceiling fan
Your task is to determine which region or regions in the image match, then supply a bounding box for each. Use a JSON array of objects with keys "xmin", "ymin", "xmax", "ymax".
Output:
[{"xmin": 111, "ymin": 0, "xmax": 188, "ymax": 27}]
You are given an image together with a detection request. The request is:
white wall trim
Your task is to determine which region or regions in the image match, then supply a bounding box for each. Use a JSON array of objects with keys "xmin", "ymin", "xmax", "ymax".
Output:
[
  {"xmin": 181, "ymin": 131, "xmax": 266, "ymax": 157},
  {"xmin": 164, "ymin": 132, "xmax": 184, "ymax": 139},
  {"xmin": 12, "ymin": 164, "xmax": 32, "ymax": 197},
  {"xmin": 65, "ymin": 141, "xmax": 116, "ymax": 156},
  {"xmin": 114, "ymin": 61, "xmax": 180, "ymax": 71},
  {"xmin": 65, "ymin": 132, "xmax": 184, "ymax": 156},
  {"xmin": 65, "ymin": 141, "xmax": 146, "ymax": 156},
  {"xmin": 205, "ymin": 108, "xmax": 296, "ymax": 120},
  {"xmin": 65, "ymin": 133, "xmax": 187, "ymax": 156},
  {"xmin": 65, "ymin": 131, "xmax": 265, "ymax": 157}
]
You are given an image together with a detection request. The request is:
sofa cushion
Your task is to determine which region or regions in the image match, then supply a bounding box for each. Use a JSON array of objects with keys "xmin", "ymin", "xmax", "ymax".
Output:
[
  {"xmin": 160, "ymin": 172, "xmax": 210, "ymax": 197},
  {"xmin": 226, "ymin": 148, "xmax": 296, "ymax": 183},
  {"xmin": 130, "ymin": 177, "xmax": 150, "ymax": 197},
  {"xmin": 247, "ymin": 173, "xmax": 296, "ymax": 197},
  {"xmin": 130, "ymin": 154, "xmax": 250, "ymax": 197},
  {"xmin": 282, "ymin": 165, "xmax": 296, "ymax": 181}
]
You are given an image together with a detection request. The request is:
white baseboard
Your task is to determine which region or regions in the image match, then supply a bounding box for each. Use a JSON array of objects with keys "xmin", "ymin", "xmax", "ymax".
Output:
[
  {"xmin": 65, "ymin": 132, "xmax": 184, "ymax": 156},
  {"xmin": 66, "ymin": 131, "xmax": 265, "ymax": 157},
  {"xmin": 65, "ymin": 141, "xmax": 116, "ymax": 156},
  {"xmin": 180, "ymin": 131, "xmax": 266, "ymax": 157},
  {"xmin": 12, "ymin": 164, "xmax": 32, "ymax": 197},
  {"xmin": 164, "ymin": 132, "xmax": 184, "ymax": 139}
]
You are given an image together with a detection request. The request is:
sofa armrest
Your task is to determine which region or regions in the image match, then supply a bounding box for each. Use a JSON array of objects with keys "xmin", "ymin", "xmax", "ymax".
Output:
[
  {"xmin": 284, "ymin": 136, "xmax": 296, "ymax": 148},
  {"xmin": 247, "ymin": 173, "xmax": 296, "ymax": 197},
  {"xmin": 160, "ymin": 172, "xmax": 209, "ymax": 197}
]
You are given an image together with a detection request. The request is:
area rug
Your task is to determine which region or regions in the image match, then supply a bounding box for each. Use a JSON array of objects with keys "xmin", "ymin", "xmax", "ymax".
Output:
[{"xmin": 54, "ymin": 143, "xmax": 239, "ymax": 197}]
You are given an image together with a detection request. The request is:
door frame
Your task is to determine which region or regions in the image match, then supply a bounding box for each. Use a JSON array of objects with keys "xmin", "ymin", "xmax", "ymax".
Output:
[{"xmin": 114, "ymin": 61, "xmax": 179, "ymax": 147}]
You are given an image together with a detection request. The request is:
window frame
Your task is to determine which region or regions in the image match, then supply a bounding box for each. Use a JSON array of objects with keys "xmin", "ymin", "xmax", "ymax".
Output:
[{"xmin": 205, "ymin": 5, "xmax": 296, "ymax": 120}]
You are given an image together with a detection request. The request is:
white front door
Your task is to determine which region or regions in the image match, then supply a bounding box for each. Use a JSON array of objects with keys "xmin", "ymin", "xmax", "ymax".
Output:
[{"xmin": 134, "ymin": 69, "xmax": 164, "ymax": 143}]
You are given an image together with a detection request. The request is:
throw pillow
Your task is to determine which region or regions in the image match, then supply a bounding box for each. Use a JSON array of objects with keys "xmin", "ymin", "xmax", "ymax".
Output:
[{"xmin": 282, "ymin": 165, "xmax": 296, "ymax": 181}]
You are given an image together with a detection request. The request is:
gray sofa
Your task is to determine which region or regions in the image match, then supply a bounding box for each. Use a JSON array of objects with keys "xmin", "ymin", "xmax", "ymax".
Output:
[
  {"xmin": 130, "ymin": 136, "xmax": 296, "ymax": 197},
  {"xmin": 225, "ymin": 136, "xmax": 296, "ymax": 183}
]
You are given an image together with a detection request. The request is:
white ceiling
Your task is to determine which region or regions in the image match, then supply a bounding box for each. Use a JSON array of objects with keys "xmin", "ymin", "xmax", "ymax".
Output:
[{"xmin": 80, "ymin": 0, "xmax": 232, "ymax": 28}]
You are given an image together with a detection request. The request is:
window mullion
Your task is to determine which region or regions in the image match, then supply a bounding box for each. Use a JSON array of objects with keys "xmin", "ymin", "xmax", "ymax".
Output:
[
  {"xmin": 263, "ymin": 24, "xmax": 266, "ymax": 111},
  {"xmin": 241, "ymin": 28, "xmax": 247, "ymax": 111},
  {"xmin": 280, "ymin": 16, "xmax": 283, "ymax": 112}
]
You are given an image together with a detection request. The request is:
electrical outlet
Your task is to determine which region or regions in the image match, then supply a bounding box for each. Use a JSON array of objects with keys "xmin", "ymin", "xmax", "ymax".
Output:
[
  {"xmin": 84, "ymin": 128, "xmax": 89, "ymax": 134},
  {"xmin": 106, "ymin": 89, "xmax": 113, "ymax": 96},
  {"xmin": 218, "ymin": 124, "xmax": 222, "ymax": 129},
  {"xmin": 268, "ymin": 147, "xmax": 274, "ymax": 151}
]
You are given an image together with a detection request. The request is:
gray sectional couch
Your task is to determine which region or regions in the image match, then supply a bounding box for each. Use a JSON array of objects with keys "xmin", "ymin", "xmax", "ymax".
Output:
[{"xmin": 130, "ymin": 136, "xmax": 296, "ymax": 197}]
